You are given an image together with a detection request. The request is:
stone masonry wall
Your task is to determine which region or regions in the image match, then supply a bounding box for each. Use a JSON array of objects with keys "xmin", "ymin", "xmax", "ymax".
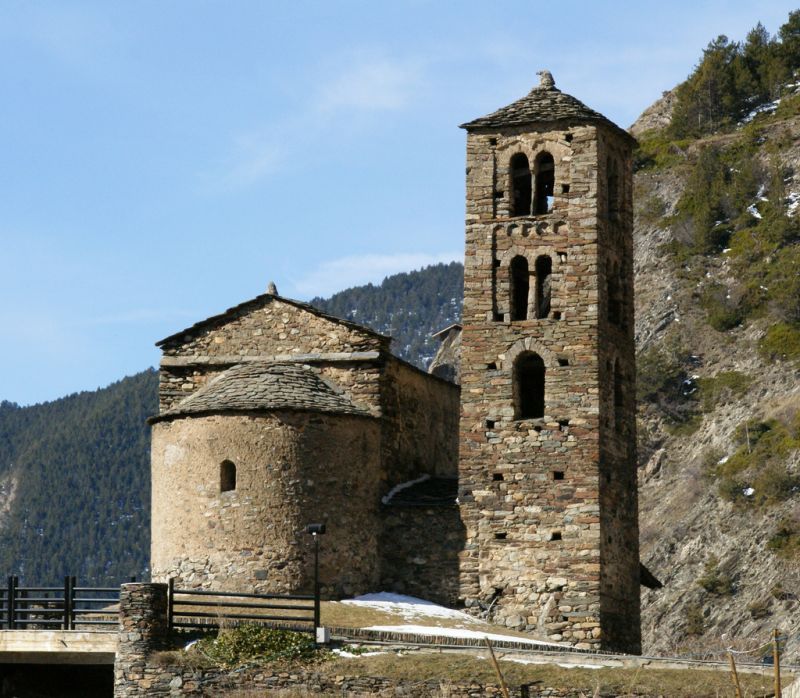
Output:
[
  {"xmin": 151, "ymin": 411, "xmax": 382, "ymax": 597},
  {"xmin": 379, "ymin": 503, "xmax": 465, "ymax": 606},
  {"xmin": 157, "ymin": 296, "xmax": 386, "ymax": 412},
  {"xmin": 595, "ymin": 129, "xmax": 640, "ymax": 652},
  {"xmin": 380, "ymin": 358, "xmax": 461, "ymax": 489},
  {"xmin": 457, "ymin": 122, "xmax": 639, "ymax": 653}
]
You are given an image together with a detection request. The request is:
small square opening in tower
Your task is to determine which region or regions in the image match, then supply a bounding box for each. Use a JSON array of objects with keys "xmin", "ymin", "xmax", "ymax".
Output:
[
  {"xmin": 561, "ymin": 184, "xmax": 570, "ymax": 194},
  {"xmin": 485, "ymin": 419, "xmax": 495, "ymax": 429},
  {"xmin": 494, "ymin": 532, "xmax": 507, "ymax": 540},
  {"xmin": 492, "ymin": 473, "xmax": 504, "ymax": 481},
  {"xmin": 557, "ymin": 357, "xmax": 569, "ymax": 367},
  {"xmin": 486, "ymin": 362, "xmax": 497, "ymax": 370},
  {"xmin": 553, "ymin": 471, "xmax": 565, "ymax": 481},
  {"xmin": 550, "ymin": 531, "xmax": 562, "ymax": 541},
  {"xmin": 552, "ymin": 311, "xmax": 562, "ymax": 320},
  {"xmin": 492, "ymin": 312, "xmax": 503, "ymax": 322}
]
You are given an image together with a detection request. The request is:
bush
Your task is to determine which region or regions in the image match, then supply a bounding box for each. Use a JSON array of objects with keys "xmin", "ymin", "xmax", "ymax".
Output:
[
  {"xmin": 767, "ymin": 517, "xmax": 800, "ymax": 558},
  {"xmin": 697, "ymin": 371, "xmax": 751, "ymax": 412},
  {"xmin": 747, "ymin": 599, "xmax": 771, "ymax": 619},
  {"xmin": 685, "ymin": 603, "xmax": 705, "ymax": 636},
  {"xmin": 636, "ymin": 346, "xmax": 685, "ymax": 403},
  {"xmin": 700, "ymin": 285, "xmax": 744, "ymax": 331},
  {"xmin": 196, "ymin": 626, "xmax": 317, "ymax": 669},
  {"xmin": 697, "ymin": 555, "xmax": 735, "ymax": 595},
  {"xmin": 760, "ymin": 322, "xmax": 800, "ymax": 361}
]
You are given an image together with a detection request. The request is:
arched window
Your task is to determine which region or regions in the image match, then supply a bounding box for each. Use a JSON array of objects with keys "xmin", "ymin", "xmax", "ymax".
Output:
[
  {"xmin": 613, "ymin": 359, "xmax": 624, "ymax": 431},
  {"xmin": 607, "ymin": 157, "xmax": 620, "ymax": 221},
  {"xmin": 535, "ymin": 255, "xmax": 552, "ymax": 319},
  {"xmin": 509, "ymin": 256, "xmax": 529, "ymax": 320},
  {"xmin": 607, "ymin": 261, "xmax": 622, "ymax": 326},
  {"xmin": 533, "ymin": 152, "xmax": 555, "ymax": 214},
  {"xmin": 513, "ymin": 352, "xmax": 545, "ymax": 420},
  {"xmin": 510, "ymin": 153, "xmax": 532, "ymax": 216},
  {"xmin": 220, "ymin": 460, "xmax": 236, "ymax": 493}
]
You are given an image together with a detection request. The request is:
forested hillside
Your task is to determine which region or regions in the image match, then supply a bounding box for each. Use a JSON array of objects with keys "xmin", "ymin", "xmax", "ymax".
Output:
[
  {"xmin": 0, "ymin": 264, "xmax": 464, "ymax": 584},
  {"xmin": 632, "ymin": 11, "xmax": 800, "ymax": 658},
  {"xmin": 0, "ymin": 371, "xmax": 157, "ymax": 584},
  {"xmin": 310, "ymin": 261, "xmax": 463, "ymax": 368}
]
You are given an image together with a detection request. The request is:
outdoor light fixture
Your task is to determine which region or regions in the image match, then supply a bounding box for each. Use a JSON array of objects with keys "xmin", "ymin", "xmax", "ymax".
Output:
[{"xmin": 305, "ymin": 522, "xmax": 326, "ymax": 635}]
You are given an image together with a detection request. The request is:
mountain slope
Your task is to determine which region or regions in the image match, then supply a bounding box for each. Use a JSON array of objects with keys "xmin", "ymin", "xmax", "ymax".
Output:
[
  {"xmin": 0, "ymin": 370, "xmax": 157, "ymax": 584},
  {"xmin": 632, "ymin": 14, "xmax": 800, "ymax": 659}
]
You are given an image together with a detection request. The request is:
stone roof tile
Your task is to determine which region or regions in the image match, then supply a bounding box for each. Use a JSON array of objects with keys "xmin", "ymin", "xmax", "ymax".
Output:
[
  {"xmin": 461, "ymin": 71, "xmax": 635, "ymax": 144},
  {"xmin": 154, "ymin": 362, "xmax": 373, "ymax": 421}
]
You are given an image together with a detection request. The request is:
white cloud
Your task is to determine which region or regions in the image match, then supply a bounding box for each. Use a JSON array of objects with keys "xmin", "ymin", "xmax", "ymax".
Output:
[
  {"xmin": 288, "ymin": 251, "xmax": 461, "ymax": 299},
  {"xmin": 199, "ymin": 130, "xmax": 287, "ymax": 193},
  {"xmin": 316, "ymin": 55, "xmax": 424, "ymax": 112}
]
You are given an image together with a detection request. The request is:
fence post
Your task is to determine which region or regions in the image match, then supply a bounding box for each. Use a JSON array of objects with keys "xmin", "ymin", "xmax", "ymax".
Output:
[
  {"xmin": 167, "ymin": 577, "xmax": 174, "ymax": 632},
  {"xmin": 313, "ymin": 534, "xmax": 321, "ymax": 633},
  {"xmin": 63, "ymin": 576, "xmax": 71, "ymax": 630},
  {"xmin": 6, "ymin": 576, "xmax": 15, "ymax": 630},
  {"xmin": 773, "ymin": 628, "xmax": 782, "ymax": 698}
]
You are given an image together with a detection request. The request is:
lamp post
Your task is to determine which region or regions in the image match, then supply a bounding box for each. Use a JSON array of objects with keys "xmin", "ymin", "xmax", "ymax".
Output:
[{"xmin": 305, "ymin": 523, "xmax": 326, "ymax": 632}]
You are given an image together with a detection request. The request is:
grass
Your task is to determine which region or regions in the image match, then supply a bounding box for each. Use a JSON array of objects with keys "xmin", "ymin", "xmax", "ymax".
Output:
[{"xmin": 318, "ymin": 651, "xmax": 788, "ymax": 697}]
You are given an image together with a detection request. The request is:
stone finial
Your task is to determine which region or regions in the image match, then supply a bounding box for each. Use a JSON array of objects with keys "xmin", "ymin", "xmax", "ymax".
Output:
[
  {"xmin": 536, "ymin": 70, "xmax": 555, "ymax": 90},
  {"xmin": 268, "ymin": 281, "xmax": 278, "ymax": 295}
]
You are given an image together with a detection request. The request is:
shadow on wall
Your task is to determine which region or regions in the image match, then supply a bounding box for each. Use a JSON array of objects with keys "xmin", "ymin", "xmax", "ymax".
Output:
[{"xmin": 378, "ymin": 477, "xmax": 466, "ymax": 606}]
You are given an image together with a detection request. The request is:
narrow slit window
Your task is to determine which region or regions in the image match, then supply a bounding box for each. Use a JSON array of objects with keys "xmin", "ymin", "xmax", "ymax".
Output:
[
  {"xmin": 510, "ymin": 255, "xmax": 530, "ymax": 320},
  {"xmin": 510, "ymin": 153, "xmax": 532, "ymax": 216},
  {"xmin": 534, "ymin": 152, "xmax": 555, "ymax": 214},
  {"xmin": 220, "ymin": 460, "xmax": 236, "ymax": 493},
  {"xmin": 535, "ymin": 255, "xmax": 552, "ymax": 319},
  {"xmin": 608, "ymin": 261, "xmax": 622, "ymax": 326},
  {"xmin": 607, "ymin": 156, "xmax": 620, "ymax": 221},
  {"xmin": 614, "ymin": 359, "xmax": 624, "ymax": 432},
  {"xmin": 513, "ymin": 352, "xmax": 545, "ymax": 420}
]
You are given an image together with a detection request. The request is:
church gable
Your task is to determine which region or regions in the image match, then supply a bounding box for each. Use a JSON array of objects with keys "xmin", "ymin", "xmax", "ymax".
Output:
[
  {"xmin": 158, "ymin": 293, "xmax": 387, "ymax": 359},
  {"xmin": 155, "ymin": 292, "xmax": 388, "ymax": 412}
]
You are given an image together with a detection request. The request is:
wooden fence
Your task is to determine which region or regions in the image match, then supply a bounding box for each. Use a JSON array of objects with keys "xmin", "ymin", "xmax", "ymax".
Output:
[{"xmin": 168, "ymin": 578, "xmax": 318, "ymax": 634}]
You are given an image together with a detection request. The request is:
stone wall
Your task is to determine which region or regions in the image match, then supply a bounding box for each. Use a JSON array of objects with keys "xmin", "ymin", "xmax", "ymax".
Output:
[
  {"xmin": 381, "ymin": 358, "xmax": 460, "ymax": 487},
  {"xmin": 157, "ymin": 296, "xmax": 386, "ymax": 412},
  {"xmin": 379, "ymin": 502, "xmax": 465, "ymax": 606},
  {"xmin": 151, "ymin": 411, "xmax": 382, "ymax": 597},
  {"xmin": 457, "ymin": 121, "xmax": 639, "ymax": 652},
  {"xmin": 115, "ymin": 664, "xmax": 591, "ymax": 697}
]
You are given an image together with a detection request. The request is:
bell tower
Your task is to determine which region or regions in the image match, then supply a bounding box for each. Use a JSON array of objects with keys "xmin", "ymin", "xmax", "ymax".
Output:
[{"xmin": 457, "ymin": 71, "xmax": 640, "ymax": 653}]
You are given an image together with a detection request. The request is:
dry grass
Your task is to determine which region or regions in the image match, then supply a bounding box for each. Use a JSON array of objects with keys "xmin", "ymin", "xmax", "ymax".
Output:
[
  {"xmin": 320, "ymin": 600, "xmax": 540, "ymax": 641},
  {"xmin": 320, "ymin": 652, "xmax": 790, "ymax": 697}
]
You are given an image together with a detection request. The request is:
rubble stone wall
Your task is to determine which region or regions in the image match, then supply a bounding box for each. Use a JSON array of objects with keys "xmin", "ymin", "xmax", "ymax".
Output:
[
  {"xmin": 151, "ymin": 411, "xmax": 382, "ymax": 597},
  {"xmin": 457, "ymin": 122, "xmax": 639, "ymax": 652}
]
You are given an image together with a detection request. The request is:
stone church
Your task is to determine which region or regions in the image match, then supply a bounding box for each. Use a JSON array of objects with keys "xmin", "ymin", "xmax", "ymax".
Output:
[{"xmin": 149, "ymin": 72, "xmax": 648, "ymax": 653}]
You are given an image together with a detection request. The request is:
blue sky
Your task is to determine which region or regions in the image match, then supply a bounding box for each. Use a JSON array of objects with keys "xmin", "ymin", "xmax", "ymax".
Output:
[{"xmin": 1, "ymin": 1, "xmax": 797, "ymax": 405}]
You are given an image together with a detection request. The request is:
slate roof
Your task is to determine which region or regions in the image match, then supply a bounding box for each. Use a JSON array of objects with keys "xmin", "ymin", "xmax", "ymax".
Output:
[
  {"xmin": 153, "ymin": 362, "xmax": 373, "ymax": 421},
  {"xmin": 156, "ymin": 293, "xmax": 389, "ymax": 349},
  {"xmin": 461, "ymin": 71, "xmax": 635, "ymax": 144}
]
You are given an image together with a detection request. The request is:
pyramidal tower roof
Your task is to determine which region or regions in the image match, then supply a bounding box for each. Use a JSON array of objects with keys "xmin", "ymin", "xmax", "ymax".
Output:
[{"xmin": 460, "ymin": 70, "xmax": 634, "ymax": 143}]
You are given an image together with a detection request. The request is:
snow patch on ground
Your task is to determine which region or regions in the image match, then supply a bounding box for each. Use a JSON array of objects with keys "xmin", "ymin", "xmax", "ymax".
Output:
[
  {"xmin": 333, "ymin": 648, "xmax": 387, "ymax": 658},
  {"xmin": 364, "ymin": 624, "xmax": 561, "ymax": 646},
  {"xmin": 504, "ymin": 657, "xmax": 603, "ymax": 669},
  {"xmin": 787, "ymin": 191, "xmax": 800, "ymax": 216},
  {"xmin": 341, "ymin": 592, "xmax": 478, "ymax": 622}
]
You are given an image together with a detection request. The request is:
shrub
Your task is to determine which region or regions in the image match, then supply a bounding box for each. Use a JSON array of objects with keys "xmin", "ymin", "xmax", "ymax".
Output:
[
  {"xmin": 760, "ymin": 322, "xmax": 800, "ymax": 362},
  {"xmin": 697, "ymin": 371, "xmax": 751, "ymax": 412},
  {"xmin": 636, "ymin": 346, "xmax": 685, "ymax": 403},
  {"xmin": 700, "ymin": 285, "xmax": 744, "ymax": 331},
  {"xmin": 697, "ymin": 555, "xmax": 735, "ymax": 595},
  {"xmin": 196, "ymin": 625, "xmax": 317, "ymax": 669},
  {"xmin": 747, "ymin": 599, "xmax": 771, "ymax": 619},
  {"xmin": 685, "ymin": 603, "xmax": 705, "ymax": 636},
  {"xmin": 767, "ymin": 516, "xmax": 800, "ymax": 558}
]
